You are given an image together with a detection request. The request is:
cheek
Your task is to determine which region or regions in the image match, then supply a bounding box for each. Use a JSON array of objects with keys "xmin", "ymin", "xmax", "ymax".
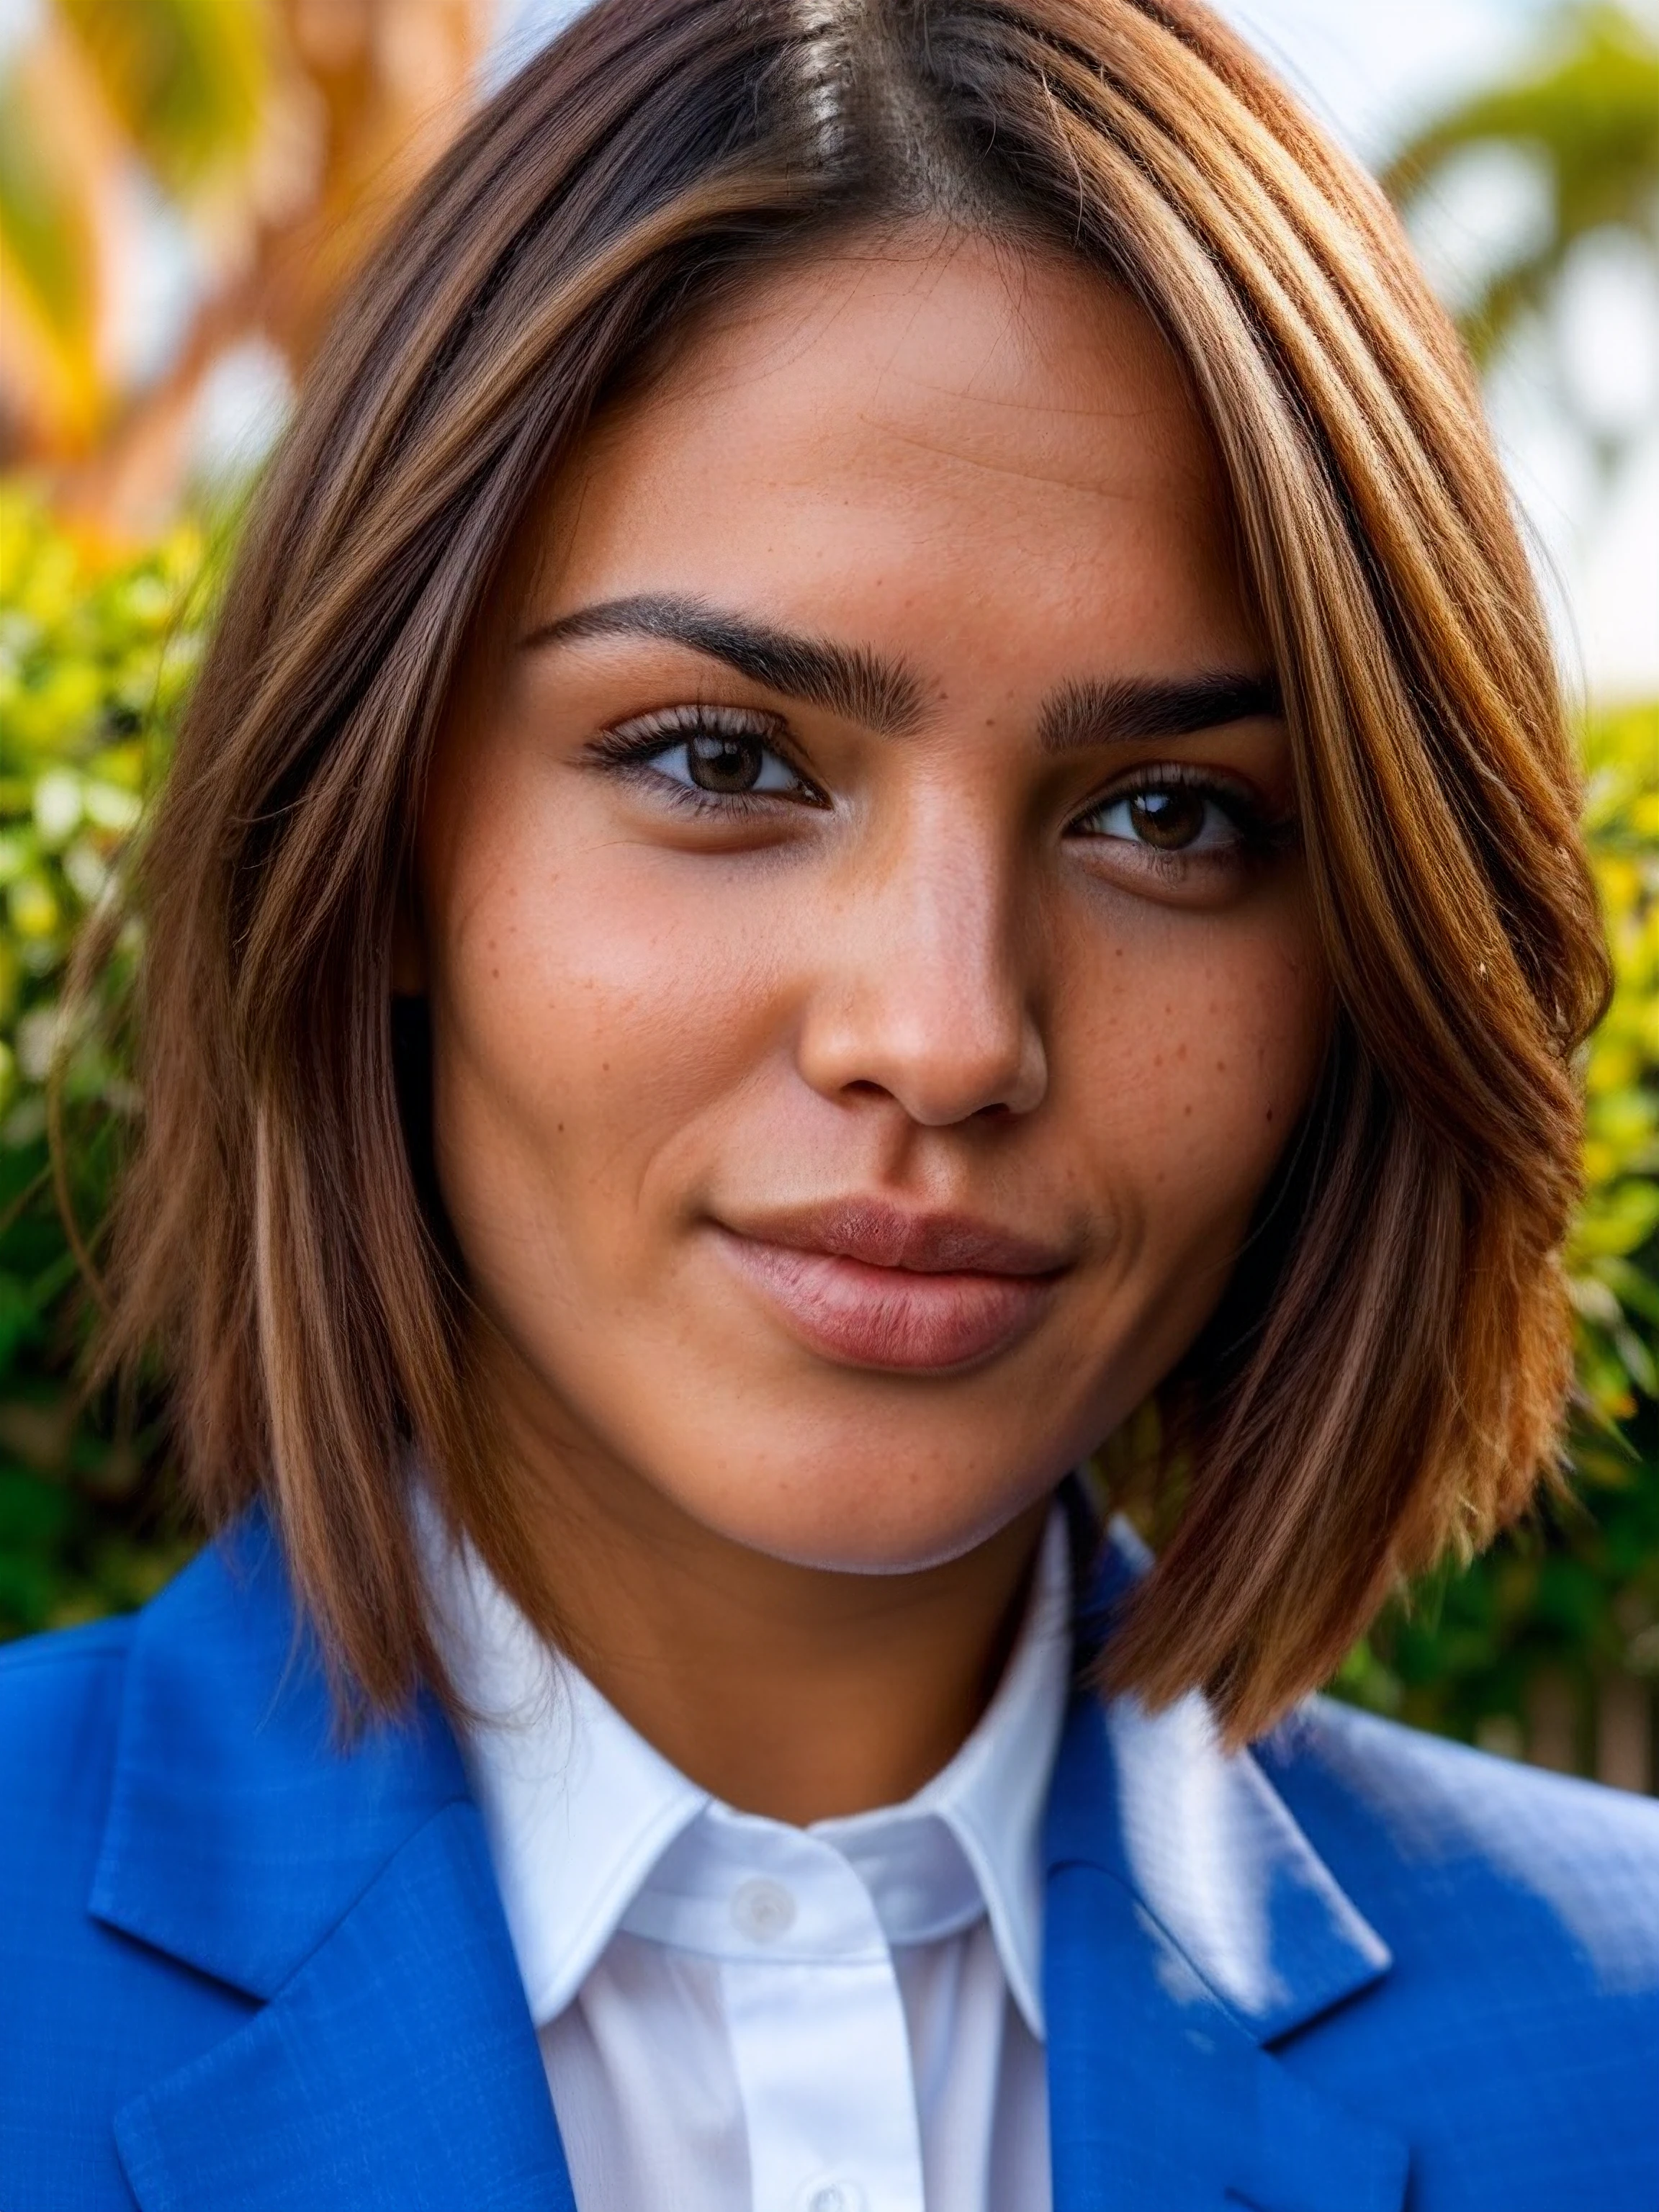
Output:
[
  {"xmin": 424, "ymin": 818, "xmax": 781, "ymax": 1274},
  {"xmin": 1062, "ymin": 889, "xmax": 1328, "ymax": 1262}
]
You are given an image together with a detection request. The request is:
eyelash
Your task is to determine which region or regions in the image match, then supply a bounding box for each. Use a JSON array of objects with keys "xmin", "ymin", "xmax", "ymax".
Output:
[{"xmin": 585, "ymin": 707, "xmax": 1293, "ymax": 867}]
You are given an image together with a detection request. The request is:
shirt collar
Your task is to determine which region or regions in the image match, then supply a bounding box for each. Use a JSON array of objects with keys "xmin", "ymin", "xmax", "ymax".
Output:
[
  {"xmin": 815, "ymin": 1504, "xmax": 1071, "ymax": 2033},
  {"xmin": 419, "ymin": 1500, "xmax": 1074, "ymax": 2041}
]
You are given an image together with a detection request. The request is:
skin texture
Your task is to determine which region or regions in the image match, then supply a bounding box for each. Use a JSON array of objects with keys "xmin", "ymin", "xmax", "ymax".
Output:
[{"xmin": 411, "ymin": 231, "xmax": 1330, "ymax": 1820}]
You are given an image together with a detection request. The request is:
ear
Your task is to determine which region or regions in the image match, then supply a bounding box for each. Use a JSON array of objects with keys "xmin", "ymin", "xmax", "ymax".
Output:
[{"xmin": 392, "ymin": 874, "xmax": 428, "ymax": 995}]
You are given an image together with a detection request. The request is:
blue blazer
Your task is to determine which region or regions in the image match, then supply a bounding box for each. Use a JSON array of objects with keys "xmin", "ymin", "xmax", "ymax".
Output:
[{"xmin": 2, "ymin": 1511, "xmax": 1656, "ymax": 2211}]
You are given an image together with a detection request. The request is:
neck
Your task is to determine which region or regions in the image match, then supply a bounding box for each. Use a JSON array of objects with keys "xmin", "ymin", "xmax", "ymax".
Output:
[{"xmin": 468, "ymin": 1354, "xmax": 1054, "ymax": 1826}]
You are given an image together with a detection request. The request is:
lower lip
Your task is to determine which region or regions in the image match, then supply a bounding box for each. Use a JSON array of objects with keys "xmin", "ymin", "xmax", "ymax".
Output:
[{"xmin": 712, "ymin": 1229, "xmax": 1062, "ymax": 1372}]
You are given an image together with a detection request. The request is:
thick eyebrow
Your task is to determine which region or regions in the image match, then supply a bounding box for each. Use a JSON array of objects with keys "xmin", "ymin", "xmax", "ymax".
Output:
[
  {"xmin": 521, "ymin": 593, "xmax": 929, "ymax": 736},
  {"xmin": 1037, "ymin": 671, "xmax": 1282, "ymax": 752},
  {"xmin": 523, "ymin": 593, "xmax": 1279, "ymax": 750}
]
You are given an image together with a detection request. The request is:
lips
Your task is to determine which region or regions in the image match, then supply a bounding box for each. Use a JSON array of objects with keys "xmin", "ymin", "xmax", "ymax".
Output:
[{"xmin": 711, "ymin": 1198, "xmax": 1071, "ymax": 1372}]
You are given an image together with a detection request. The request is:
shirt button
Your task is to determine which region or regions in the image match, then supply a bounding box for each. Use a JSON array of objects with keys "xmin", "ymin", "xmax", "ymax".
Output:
[
  {"xmin": 797, "ymin": 2182, "xmax": 867, "ymax": 2212},
  {"xmin": 730, "ymin": 1876, "xmax": 797, "ymax": 1942}
]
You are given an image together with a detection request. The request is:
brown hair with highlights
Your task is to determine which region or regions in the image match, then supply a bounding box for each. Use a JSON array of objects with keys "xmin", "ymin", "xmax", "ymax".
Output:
[{"xmin": 97, "ymin": 0, "xmax": 1609, "ymax": 1743}]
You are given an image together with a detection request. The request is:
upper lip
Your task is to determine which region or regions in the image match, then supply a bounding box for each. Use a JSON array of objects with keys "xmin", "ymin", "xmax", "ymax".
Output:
[{"xmin": 721, "ymin": 1198, "xmax": 1072, "ymax": 1276}]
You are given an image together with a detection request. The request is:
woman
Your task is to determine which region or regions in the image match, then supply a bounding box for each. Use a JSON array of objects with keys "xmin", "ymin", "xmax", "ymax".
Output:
[{"xmin": 3, "ymin": 0, "xmax": 1655, "ymax": 2206}]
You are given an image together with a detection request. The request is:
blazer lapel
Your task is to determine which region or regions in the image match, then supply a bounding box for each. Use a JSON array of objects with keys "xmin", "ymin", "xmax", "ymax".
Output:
[
  {"xmin": 1043, "ymin": 1527, "xmax": 1409, "ymax": 2212},
  {"xmin": 89, "ymin": 1515, "xmax": 575, "ymax": 2212},
  {"xmin": 113, "ymin": 1803, "xmax": 575, "ymax": 2212}
]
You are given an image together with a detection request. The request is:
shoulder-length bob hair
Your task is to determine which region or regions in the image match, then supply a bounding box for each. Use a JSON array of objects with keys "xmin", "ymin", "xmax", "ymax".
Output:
[{"xmin": 101, "ymin": 0, "xmax": 1607, "ymax": 1743}]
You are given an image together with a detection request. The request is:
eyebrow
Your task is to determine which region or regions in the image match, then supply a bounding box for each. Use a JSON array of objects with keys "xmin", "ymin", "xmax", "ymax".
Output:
[
  {"xmin": 521, "ymin": 593, "xmax": 929, "ymax": 736},
  {"xmin": 523, "ymin": 592, "xmax": 1280, "ymax": 748},
  {"xmin": 1036, "ymin": 671, "xmax": 1283, "ymax": 752}
]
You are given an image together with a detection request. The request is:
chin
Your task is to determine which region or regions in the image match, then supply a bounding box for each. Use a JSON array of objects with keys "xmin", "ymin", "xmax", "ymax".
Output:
[{"xmin": 670, "ymin": 1447, "xmax": 1049, "ymax": 1578}]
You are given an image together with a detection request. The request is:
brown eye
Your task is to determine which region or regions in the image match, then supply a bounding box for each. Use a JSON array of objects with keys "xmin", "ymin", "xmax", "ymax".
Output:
[
  {"xmin": 1071, "ymin": 775, "xmax": 1264, "ymax": 861},
  {"xmin": 1127, "ymin": 787, "xmax": 1208, "ymax": 849},
  {"xmin": 686, "ymin": 732, "xmax": 766, "ymax": 792}
]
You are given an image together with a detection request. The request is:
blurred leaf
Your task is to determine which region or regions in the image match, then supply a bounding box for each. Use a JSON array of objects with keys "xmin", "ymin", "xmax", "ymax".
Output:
[
  {"xmin": 1384, "ymin": 4, "xmax": 1659, "ymax": 369},
  {"xmin": 55, "ymin": 0, "xmax": 270, "ymax": 198}
]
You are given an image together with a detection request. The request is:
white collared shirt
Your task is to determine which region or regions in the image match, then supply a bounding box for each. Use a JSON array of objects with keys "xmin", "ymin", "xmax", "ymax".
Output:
[{"xmin": 423, "ymin": 1506, "xmax": 1074, "ymax": 2212}]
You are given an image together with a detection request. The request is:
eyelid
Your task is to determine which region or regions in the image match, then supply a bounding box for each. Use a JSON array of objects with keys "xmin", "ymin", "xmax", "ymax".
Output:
[
  {"xmin": 1089, "ymin": 757, "xmax": 1260, "ymax": 796},
  {"xmin": 590, "ymin": 699, "xmax": 790, "ymax": 752}
]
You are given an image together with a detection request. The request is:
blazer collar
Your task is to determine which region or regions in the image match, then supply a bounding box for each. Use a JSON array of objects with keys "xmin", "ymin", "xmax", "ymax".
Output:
[
  {"xmin": 1050, "ymin": 1520, "xmax": 1393, "ymax": 2045},
  {"xmin": 1041, "ymin": 1520, "xmax": 1408, "ymax": 2212},
  {"xmin": 91, "ymin": 1513, "xmax": 576, "ymax": 2212}
]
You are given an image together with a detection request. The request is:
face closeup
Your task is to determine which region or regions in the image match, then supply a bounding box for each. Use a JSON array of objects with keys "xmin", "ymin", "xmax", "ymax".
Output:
[{"xmin": 414, "ymin": 230, "xmax": 1329, "ymax": 1584}]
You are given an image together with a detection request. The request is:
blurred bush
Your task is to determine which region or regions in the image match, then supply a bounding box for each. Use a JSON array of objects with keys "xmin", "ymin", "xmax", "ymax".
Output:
[
  {"xmin": 1, "ymin": 484, "xmax": 1657, "ymax": 1789},
  {"xmin": 0, "ymin": 485, "xmax": 209, "ymax": 1629},
  {"xmin": 1336, "ymin": 703, "xmax": 1659, "ymax": 1784}
]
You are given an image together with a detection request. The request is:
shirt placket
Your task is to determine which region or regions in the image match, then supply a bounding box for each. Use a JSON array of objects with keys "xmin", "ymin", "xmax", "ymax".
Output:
[{"xmin": 718, "ymin": 1854, "xmax": 927, "ymax": 2212}]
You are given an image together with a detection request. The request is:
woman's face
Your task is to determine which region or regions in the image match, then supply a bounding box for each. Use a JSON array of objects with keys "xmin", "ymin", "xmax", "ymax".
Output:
[{"xmin": 416, "ymin": 233, "xmax": 1328, "ymax": 1573}]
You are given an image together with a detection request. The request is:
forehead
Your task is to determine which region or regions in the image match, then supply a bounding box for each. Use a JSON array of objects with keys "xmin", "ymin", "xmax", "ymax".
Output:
[{"xmin": 530, "ymin": 230, "xmax": 1255, "ymax": 668}]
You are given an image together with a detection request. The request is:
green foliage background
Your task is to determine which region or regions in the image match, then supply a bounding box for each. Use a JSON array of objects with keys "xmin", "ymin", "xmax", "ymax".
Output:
[
  {"xmin": 1, "ymin": 482, "xmax": 1657, "ymax": 1776},
  {"xmin": 0, "ymin": 489, "xmax": 205, "ymax": 1632},
  {"xmin": 1336, "ymin": 703, "xmax": 1659, "ymax": 1763}
]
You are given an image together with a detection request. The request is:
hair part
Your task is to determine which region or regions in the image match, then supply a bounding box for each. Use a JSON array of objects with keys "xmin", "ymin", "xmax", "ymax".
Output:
[{"xmin": 99, "ymin": 0, "xmax": 1608, "ymax": 1743}]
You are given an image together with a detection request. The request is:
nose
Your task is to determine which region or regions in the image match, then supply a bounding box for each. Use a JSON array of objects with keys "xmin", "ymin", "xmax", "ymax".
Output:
[{"xmin": 794, "ymin": 807, "xmax": 1048, "ymax": 1127}]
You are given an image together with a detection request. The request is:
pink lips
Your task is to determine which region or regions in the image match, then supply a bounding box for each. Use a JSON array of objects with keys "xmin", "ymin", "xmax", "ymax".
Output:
[{"xmin": 712, "ymin": 1199, "xmax": 1069, "ymax": 1372}]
